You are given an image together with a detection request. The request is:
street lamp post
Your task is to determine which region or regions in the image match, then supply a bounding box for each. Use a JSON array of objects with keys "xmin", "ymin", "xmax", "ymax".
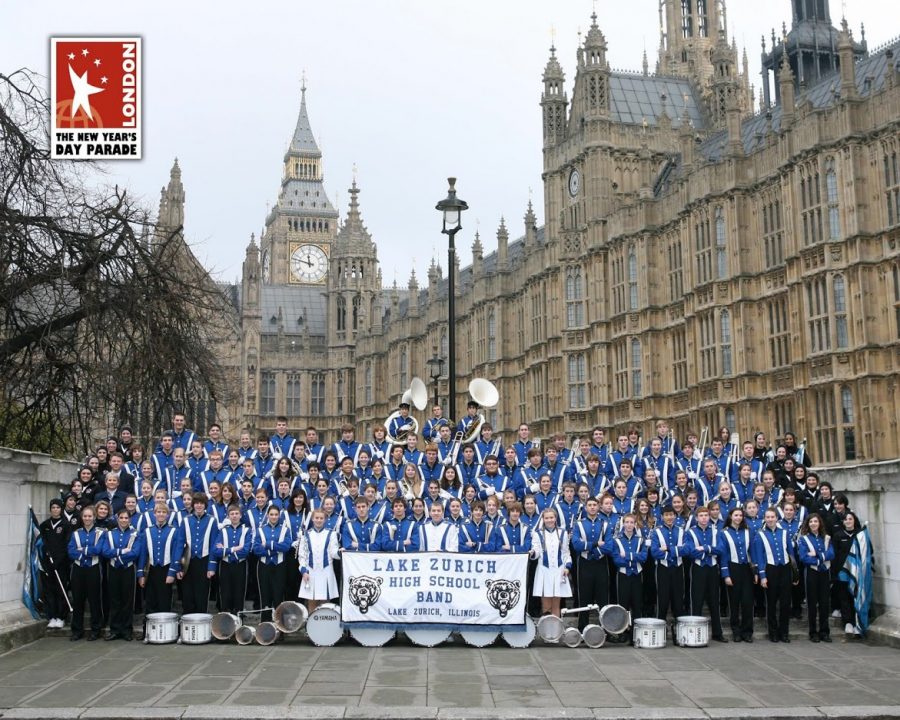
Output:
[
  {"xmin": 435, "ymin": 178, "xmax": 468, "ymax": 424},
  {"xmin": 426, "ymin": 347, "xmax": 445, "ymax": 408}
]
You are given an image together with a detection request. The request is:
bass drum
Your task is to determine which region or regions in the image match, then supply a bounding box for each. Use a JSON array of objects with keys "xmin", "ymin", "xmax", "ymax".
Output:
[
  {"xmin": 502, "ymin": 615, "xmax": 536, "ymax": 648},
  {"xmin": 460, "ymin": 629, "xmax": 499, "ymax": 647},
  {"xmin": 536, "ymin": 614, "xmax": 564, "ymax": 644},
  {"xmin": 350, "ymin": 626, "xmax": 396, "ymax": 647},
  {"xmin": 406, "ymin": 628, "xmax": 452, "ymax": 647},
  {"xmin": 598, "ymin": 604, "xmax": 631, "ymax": 635},
  {"xmin": 306, "ymin": 603, "xmax": 343, "ymax": 647}
]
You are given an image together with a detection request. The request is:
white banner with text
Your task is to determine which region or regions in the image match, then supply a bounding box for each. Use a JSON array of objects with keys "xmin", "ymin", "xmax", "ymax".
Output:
[{"xmin": 340, "ymin": 552, "xmax": 528, "ymax": 631}]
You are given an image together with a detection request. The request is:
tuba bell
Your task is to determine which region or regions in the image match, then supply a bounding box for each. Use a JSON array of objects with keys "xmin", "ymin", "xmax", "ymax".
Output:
[
  {"xmin": 385, "ymin": 377, "xmax": 428, "ymax": 445},
  {"xmin": 458, "ymin": 378, "xmax": 499, "ymax": 446}
]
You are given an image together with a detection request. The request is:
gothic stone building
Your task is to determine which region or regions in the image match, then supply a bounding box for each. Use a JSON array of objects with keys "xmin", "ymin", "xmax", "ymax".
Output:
[{"xmin": 221, "ymin": 1, "xmax": 900, "ymax": 466}]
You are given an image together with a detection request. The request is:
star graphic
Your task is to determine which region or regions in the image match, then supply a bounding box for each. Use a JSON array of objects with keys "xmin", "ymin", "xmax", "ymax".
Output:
[
  {"xmin": 68, "ymin": 64, "xmax": 104, "ymax": 120},
  {"xmin": 67, "ymin": 52, "xmax": 75, "ymax": 60},
  {"xmin": 93, "ymin": 58, "xmax": 101, "ymax": 67},
  {"xmin": 100, "ymin": 76, "xmax": 108, "ymax": 84},
  {"xmin": 81, "ymin": 48, "xmax": 89, "ymax": 56}
]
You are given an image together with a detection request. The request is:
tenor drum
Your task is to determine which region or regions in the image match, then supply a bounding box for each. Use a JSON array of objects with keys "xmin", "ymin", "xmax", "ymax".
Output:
[
  {"xmin": 502, "ymin": 615, "xmax": 536, "ymax": 648},
  {"xmin": 460, "ymin": 629, "xmax": 499, "ymax": 647},
  {"xmin": 350, "ymin": 626, "xmax": 396, "ymax": 647},
  {"xmin": 211, "ymin": 612, "xmax": 241, "ymax": 641},
  {"xmin": 675, "ymin": 615, "xmax": 710, "ymax": 647},
  {"xmin": 235, "ymin": 625, "xmax": 256, "ymax": 645},
  {"xmin": 274, "ymin": 601, "xmax": 309, "ymax": 633},
  {"xmin": 536, "ymin": 614, "xmax": 565, "ymax": 643},
  {"xmin": 255, "ymin": 621, "xmax": 280, "ymax": 646},
  {"xmin": 146, "ymin": 612, "xmax": 179, "ymax": 644},
  {"xmin": 406, "ymin": 628, "xmax": 452, "ymax": 647},
  {"xmin": 598, "ymin": 604, "xmax": 631, "ymax": 635},
  {"xmin": 306, "ymin": 603, "xmax": 343, "ymax": 647},
  {"xmin": 633, "ymin": 618, "xmax": 666, "ymax": 649},
  {"xmin": 562, "ymin": 627, "xmax": 583, "ymax": 648},
  {"xmin": 582, "ymin": 624, "xmax": 607, "ymax": 648},
  {"xmin": 179, "ymin": 613, "xmax": 212, "ymax": 644}
]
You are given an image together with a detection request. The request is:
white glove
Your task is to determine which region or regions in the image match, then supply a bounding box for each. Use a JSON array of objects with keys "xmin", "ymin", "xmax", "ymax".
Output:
[
  {"xmin": 404, "ymin": 491, "xmax": 414, "ymax": 501},
  {"xmin": 440, "ymin": 489, "xmax": 452, "ymax": 500},
  {"xmin": 529, "ymin": 483, "xmax": 540, "ymax": 494},
  {"xmin": 484, "ymin": 487, "xmax": 495, "ymax": 496},
  {"xmin": 442, "ymin": 456, "xmax": 453, "ymax": 466},
  {"xmin": 400, "ymin": 424, "xmax": 412, "ymax": 432}
]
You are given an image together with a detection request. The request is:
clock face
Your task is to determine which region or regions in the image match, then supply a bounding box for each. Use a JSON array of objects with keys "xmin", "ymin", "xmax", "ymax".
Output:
[
  {"xmin": 290, "ymin": 244, "xmax": 328, "ymax": 283},
  {"xmin": 261, "ymin": 249, "xmax": 271, "ymax": 283},
  {"xmin": 568, "ymin": 168, "xmax": 580, "ymax": 198}
]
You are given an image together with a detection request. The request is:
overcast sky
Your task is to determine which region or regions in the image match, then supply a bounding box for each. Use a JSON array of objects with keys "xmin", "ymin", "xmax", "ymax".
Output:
[{"xmin": 3, "ymin": 1, "xmax": 898, "ymax": 286}]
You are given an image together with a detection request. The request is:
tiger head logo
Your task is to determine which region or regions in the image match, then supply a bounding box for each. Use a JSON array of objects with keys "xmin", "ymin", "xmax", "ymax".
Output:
[
  {"xmin": 485, "ymin": 579, "xmax": 521, "ymax": 618},
  {"xmin": 347, "ymin": 575, "xmax": 382, "ymax": 614}
]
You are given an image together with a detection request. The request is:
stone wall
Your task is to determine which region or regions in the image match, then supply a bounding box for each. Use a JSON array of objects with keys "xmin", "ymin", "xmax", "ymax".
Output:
[{"xmin": 0, "ymin": 447, "xmax": 78, "ymax": 613}]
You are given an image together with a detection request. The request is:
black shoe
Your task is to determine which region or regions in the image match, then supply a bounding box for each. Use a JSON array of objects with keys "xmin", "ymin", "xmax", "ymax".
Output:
[
  {"xmin": 769, "ymin": 633, "xmax": 779, "ymax": 642},
  {"xmin": 810, "ymin": 634, "xmax": 820, "ymax": 643},
  {"xmin": 122, "ymin": 633, "xmax": 133, "ymax": 642},
  {"xmin": 820, "ymin": 634, "xmax": 832, "ymax": 643},
  {"xmin": 743, "ymin": 634, "xmax": 754, "ymax": 643},
  {"xmin": 87, "ymin": 633, "xmax": 99, "ymax": 641},
  {"xmin": 780, "ymin": 635, "xmax": 791, "ymax": 643},
  {"xmin": 733, "ymin": 634, "xmax": 743, "ymax": 642},
  {"xmin": 712, "ymin": 635, "xmax": 729, "ymax": 643},
  {"xmin": 69, "ymin": 634, "xmax": 83, "ymax": 642}
]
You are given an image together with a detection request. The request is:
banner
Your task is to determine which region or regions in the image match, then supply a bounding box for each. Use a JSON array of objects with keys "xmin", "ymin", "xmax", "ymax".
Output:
[
  {"xmin": 340, "ymin": 552, "xmax": 528, "ymax": 631},
  {"xmin": 22, "ymin": 507, "xmax": 43, "ymax": 619}
]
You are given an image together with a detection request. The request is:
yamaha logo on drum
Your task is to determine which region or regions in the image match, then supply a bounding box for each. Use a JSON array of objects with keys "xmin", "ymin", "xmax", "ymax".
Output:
[
  {"xmin": 484, "ymin": 579, "xmax": 520, "ymax": 618},
  {"xmin": 348, "ymin": 575, "xmax": 383, "ymax": 614}
]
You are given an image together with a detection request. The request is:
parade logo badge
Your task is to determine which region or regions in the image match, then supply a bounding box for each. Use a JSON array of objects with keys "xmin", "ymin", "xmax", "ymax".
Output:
[
  {"xmin": 484, "ymin": 579, "xmax": 521, "ymax": 618},
  {"xmin": 347, "ymin": 575, "xmax": 383, "ymax": 614},
  {"xmin": 50, "ymin": 37, "xmax": 142, "ymax": 159}
]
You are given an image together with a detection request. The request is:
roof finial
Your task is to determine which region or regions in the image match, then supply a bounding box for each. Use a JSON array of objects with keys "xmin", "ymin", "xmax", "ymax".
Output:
[
  {"xmin": 591, "ymin": 0, "xmax": 598, "ymax": 26},
  {"xmin": 352, "ymin": 162, "xmax": 358, "ymax": 186},
  {"xmin": 301, "ymin": 69, "xmax": 306, "ymax": 96},
  {"xmin": 550, "ymin": 24, "xmax": 556, "ymax": 52}
]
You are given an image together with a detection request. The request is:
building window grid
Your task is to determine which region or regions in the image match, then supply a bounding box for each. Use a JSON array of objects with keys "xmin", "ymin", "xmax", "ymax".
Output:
[
  {"xmin": 487, "ymin": 310, "xmax": 497, "ymax": 361},
  {"xmin": 534, "ymin": 367, "xmax": 547, "ymax": 418},
  {"xmin": 568, "ymin": 354, "xmax": 587, "ymax": 409},
  {"xmin": 715, "ymin": 206, "xmax": 727, "ymax": 279},
  {"xmin": 673, "ymin": 328, "xmax": 688, "ymax": 391},
  {"xmin": 825, "ymin": 159, "xmax": 840, "ymax": 241},
  {"xmin": 762, "ymin": 197, "xmax": 785, "ymax": 267},
  {"xmin": 894, "ymin": 263, "xmax": 900, "ymax": 340},
  {"xmin": 695, "ymin": 212, "xmax": 713, "ymax": 285},
  {"xmin": 699, "ymin": 312, "xmax": 717, "ymax": 379},
  {"xmin": 720, "ymin": 310, "xmax": 733, "ymax": 376},
  {"xmin": 566, "ymin": 267, "xmax": 586, "ymax": 328},
  {"xmin": 885, "ymin": 150, "xmax": 900, "ymax": 226},
  {"xmin": 614, "ymin": 340, "xmax": 629, "ymax": 400},
  {"xmin": 667, "ymin": 237, "xmax": 684, "ymax": 302},
  {"xmin": 768, "ymin": 296, "xmax": 791, "ymax": 367},
  {"xmin": 336, "ymin": 374, "xmax": 344, "ymax": 415},
  {"xmin": 774, "ymin": 400, "xmax": 794, "ymax": 441},
  {"xmin": 630, "ymin": 338, "xmax": 642, "ymax": 398},
  {"xmin": 364, "ymin": 363, "xmax": 372, "ymax": 405},
  {"xmin": 833, "ymin": 275, "xmax": 848, "ymax": 349},
  {"xmin": 628, "ymin": 247, "xmax": 639, "ymax": 310},
  {"xmin": 800, "ymin": 167, "xmax": 824, "ymax": 246},
  {"xmin": 311, "ymin": 373, "xmax": 325, "ymax": 417},
  {"xmin": 841, "ymin": 385, "xmax": 857, "ymax": 461},
  {"xmin": 286, "ymin": 373, "xmax": 302, "ymax": 416},
  {"xmin": 806, "ymin": 276, "xmax": 831, "ymax": 354},
  {"xmin": 814, "ymin": 388, "xmax": 838, "ymax": 464},
  {"xmin": 399, "ymin": 346, "xmax": 408, "ymax": 390},
  {"xmin": 260, "ymin": 372, "xmax": 276, "ymax": 416},
  {"xmin": 612, "ymin": 253, "xmax": 626, "ymax": 315}
]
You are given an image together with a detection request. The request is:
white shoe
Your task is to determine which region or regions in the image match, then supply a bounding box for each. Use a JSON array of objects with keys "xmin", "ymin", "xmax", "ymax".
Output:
[
  {"xmin": 47, "ymin": 618, "xmax": 59, "ymax": 628},
  {"xmin": 845, "ymin": 623, "xmax": 854, "ymax": 634},
  {"xmin": 832, "ymin": 609, "xmax": 841, "ymax": 618}
]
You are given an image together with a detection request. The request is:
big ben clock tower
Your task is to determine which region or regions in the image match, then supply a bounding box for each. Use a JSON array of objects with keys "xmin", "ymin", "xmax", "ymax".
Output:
[{"xmin": 259, "ymin": 81, "xmax": 338, "ymax": 286}]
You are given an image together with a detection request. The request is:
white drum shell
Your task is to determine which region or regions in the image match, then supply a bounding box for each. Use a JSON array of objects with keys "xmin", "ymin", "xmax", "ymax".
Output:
[
  {"xmin": 582, "ymin": 624, "xmax": 606, "ymax": 648},
  {"xmin": 406, "ymin": 628, "xmax": 452, "ymax": 647},
  {"xmin": 633, "ymin": 618, "xmax": 667, "ymax": 649},
  {"xmin": 562, "ymin": 627, "xmax": 583, "ymax": 647},
  {"xmin": 502, "ymin": 615, "xmax": 536, "ymax": 648},
  {"xmin": 211, "ymin": 612, "xmax": 242, "ymax": 640},
  {"xmin": 307, "ymin": 603, "xmax": 343, "ymax": 647},
  {"xmin": 350, "ymin": 626, "xmax": 396, "ymax": 647},
  {"xmin": 146, "ymin": 612, "xmax": 179, "ymax": 644},
  {"xmin": 676, "ymin": 615, "xmax": 710, "ymax": 647},
  {"xmin": 180, "ymin": 613, "xmax": 212, "ymax": 644},
  {"xmin": 536, "ymin": 614, "xmax": 565, "ymax": 643},
  {"xmin": 460, "ymin": 629, "xmax": 499, "ymax": 647},
  {"xmin": 235, "ymin": 625, "xmax": 256, "ymax": 645},
  {"xmin": 274, "ymin": 601, "xmax": 309, "ymax": 633},
  {"xmin": 598, "ymin": 604, "xmax": 631, "ymax": 635},
  {"xmin": 255, "ymin": 621, "xmax": 281, "ymax": 646}
]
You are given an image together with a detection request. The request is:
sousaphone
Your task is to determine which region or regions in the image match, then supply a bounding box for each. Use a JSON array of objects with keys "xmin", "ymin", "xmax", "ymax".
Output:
[
  {"xmin": 385, "ymin": 377, "xmax": 428, "ymax": 445},
  {"xmin": 459, "ymin": 378, "xmax": 499, "ymax": 445}
]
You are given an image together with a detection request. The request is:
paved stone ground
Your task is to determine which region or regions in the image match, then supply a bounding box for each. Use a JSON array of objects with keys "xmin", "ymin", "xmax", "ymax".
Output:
[{"xmin": 0, "ymin": 632, "xmax": 899, "ymax": 718}]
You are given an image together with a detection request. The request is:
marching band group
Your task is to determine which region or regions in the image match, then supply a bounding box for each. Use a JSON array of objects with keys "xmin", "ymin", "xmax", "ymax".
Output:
[{"xmin": 37, "ymin": 404, "xmax": 868, "ymax": 646}]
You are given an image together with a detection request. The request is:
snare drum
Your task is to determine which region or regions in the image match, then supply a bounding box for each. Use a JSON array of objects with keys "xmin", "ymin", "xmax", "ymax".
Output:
[
  {"xmin": 562, "ymin": 627, "xmax": 583, "ymax": 647},
  {"xmin": 675, "ymin": 615, "xmax": 710, "ymax": 647},
  {"xmin": 406, "ymin": 628, "xmax": 452, "ymax": 647},
  {"xmin": 306, "ymin": 603, "xmax": 343, "ymax": 647},
  {"xmin": 350, "ymin": 626, "xmax": 396, "ymax": 647},
  {"xmin": 633, "ymin": 617, "xmax": 666, "ymax": 649},
  {"xmin": 274, "ymin": 601, "xmax": 309, "ymax": 633},
  {"xmin": 598, "ymin": 604, "xmax": 631, "ymax": 635},
  {"xmin": 460, "ymin": 629, "xmax": 499, "ymax": 647},
  {"xmin": 179, "ymin": 613, "xmax": 212, "ymax": 644},
  {"xmin": 582, "ymin": 624, "xmax": 606, "ymax": 648},
  {"xmin": 536, "ymin": 614, "xmax": 564, "ymax": 643},
  {"xmin": 235, "ymin": 625, "xmax": 256, "ymax": 645},
  {"xmin": 146, "ymin": 612, "xmax": 179, "ymax": 644},
  {"xmin": 255, "ymin": 621, "xmax": 280, "ymax": 646},
  {"xmin": 211, "ymin": 612, "xmax": 241, "ymax": 641},
  {"xmin": 502, "ymin": 615, "xmax": 536, "ymax": 648}
]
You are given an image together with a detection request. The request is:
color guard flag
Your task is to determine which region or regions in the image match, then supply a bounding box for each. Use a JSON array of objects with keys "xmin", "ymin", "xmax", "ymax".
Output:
[
  {"xmin": 22, "ymin": 507, "xmax": 43, "ymax": 620},
  {"xmin": 50, "ymin": 37, "xmax": 142, "ymax": 159},
  {"xmin": 842, "ymin": 525, "xmax": 874, "ymax": 636}
]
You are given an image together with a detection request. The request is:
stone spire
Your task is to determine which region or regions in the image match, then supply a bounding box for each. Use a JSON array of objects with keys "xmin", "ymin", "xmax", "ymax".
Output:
[
  {"xmin": 523, "ymin": 200, "xmax": 537, "ymax": 250},
  {"xmin": 472, "ymin": 231, "xmax": 483, "ymax": 277},
  {"xmin": 496, "ymin": 217, "xmax": 509, "ymax": 271},
  {"xmin": 838, "ymin": 18, "xmax": 858, "ymax": 101},
  {"xmin": 290, "ymin": 79, "xmax": 320, "ymax": 155},
  {"xmin": 157, "ymin": 158, "xmax": 185, "ymax": 231},
  {"xmin": 407, "ymin": 268, "xmax": 419, "ymax": 317},
  {"xmin": 541, "ymin": 45, "xmax": 567, "ymax": 148},
  {"xmin": 779, "ymin": 55, "xmax": 795, "ymax": 126}
]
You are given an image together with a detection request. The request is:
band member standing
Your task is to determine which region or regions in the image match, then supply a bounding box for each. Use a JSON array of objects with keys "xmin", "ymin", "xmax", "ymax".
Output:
[
  {"xmin": 137, "ymin": 503, "xmax": 180, "ymax": 616},
  {"xmin": 341, "ymin": 497, "xmax": 383, "ymax": 552},
  {"xmin": 530, "ymin": 508, "xmax": 572, "ymax": 618},
  {"xmin": 753, "ymin": 507, "xmax": 797, "ymax": 642},
  {"xmin": 419, "ymin": 501, "xmax": 458, "ymax": 551},
  {"xmin": 252, "ymin": 505, "xmax": 292, "ymax": 623},
  {"xmin": 100, "ymin": 508, "xmax": 142, "ymax": 641},
  {"xmin": 213, "ymin": 504, "xmax": 251, "ymax": 615},
  {"xmin": 571, "ymin": 497, "xmax": 612, "ymax": 631},
  {"xmin": 799, "ymin": 513, "xmax": 834, "ymax": 642},
  {"xmin": 607, "ymin": 513, "xmax": 647, "ymax": 642},
  {"xmin": 174, "ymin": 493, "xmax": 218, "ymax": 615},
  {"xmin": 651, "ymin": 505, "xmax": 685, "ymax": 631},
  {"xmin": 39, "ymin": 499, "xmax": 71, "ymax": 629},
  {"xmin": 496, "ymin": 503, "xmax": 532, "ymax": 553},
  {"xmin": 67, "ymin": 506, "xmax": 105, "ymax": 641},
  {"xmin": 459, "ymin": 501, "xmax": 496, "ymax": 553},
  {"xmin": 718, "ymin": 508, "xmax": 755, "ymax": 642},
  {"xmin": 299, "ymin": 509, "xmax": 341, "ymax": 612},
  {"xmin": 423, "ymin": 405, "xmax": 448, "ymax": 442},
  {"xmin": 683, "ymin": 505, "xmax": 728, "ymax": 642},
  {"xmin": 382, "ymin": 499, "xmax": 420, "ymax": 552}
]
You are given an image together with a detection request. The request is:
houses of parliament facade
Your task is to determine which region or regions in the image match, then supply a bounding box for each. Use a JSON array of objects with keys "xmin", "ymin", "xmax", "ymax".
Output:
[{"xmin": 156, "ymin": 0, "xmax": 900, "ymax": 467}]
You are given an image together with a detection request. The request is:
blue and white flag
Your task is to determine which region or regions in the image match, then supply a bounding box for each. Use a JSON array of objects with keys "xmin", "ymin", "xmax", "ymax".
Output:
[
  {"xmin": 22, "ymin": 507, "xmax": 43, "ymax": 619},
  {"xmin": 843, "ymin": 525, "xmax": 874, "ymax": 636}
]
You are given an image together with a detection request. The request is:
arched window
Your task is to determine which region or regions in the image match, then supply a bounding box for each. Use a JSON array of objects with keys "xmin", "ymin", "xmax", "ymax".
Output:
[
  {"xmin": 487, "ymin": 309, "xmax": 497, "ymax": 361},
  {"xmin": 720, "ymin": 310, "xmax": 733, "ymax": 375},
  {"xmin": 364, "ymin": 362, "xmax": 372, "ymax": 405},
  {"xmin": 336, "ymin": 374, "xmax": 344, "ymax": 414},
  {"xmin": 724, "ymin": 407, "xmax": 736, "ymax": 431},
  {"xmin": 826, "ymin": 159, "xmax": 840, "ymax": 240},
  {"xmin": 565, "ymin": 267, "xmax": 585, "ymax": 327},
  {"xmin": 628, "ymin": 247, "xmax": 638, "ymax": 310},
  {"xmin": 715, "ymin": 206, "xmax": 727, "ymax": 279},
  {"xmin": 631, "ymin": 338, "xmax": 642, "ymax": 397},
  {"xmin": 352, "ymin": 295, "xmax": 361, "ymax": 331},
  {"xmin": 834, "ymin": 275, "xmax": 847, "ymax": 348},
  {"xmin": 696, "ymin": 0, "xmax": 709, "ymax": 37},
  {"xmin": 841, "ymin": 385, "xmax": 856, "ymax": 460},
  {"xmin": 336, "ymin": 296, "xmax": 346, "ymax": 332},
  {"xmin": 567, "ymin": 353, "xmax": 587, "ymax": 409},
  {"xmin": 681, "ymin": 0, "xmax": 693, "ymax": 38}
]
